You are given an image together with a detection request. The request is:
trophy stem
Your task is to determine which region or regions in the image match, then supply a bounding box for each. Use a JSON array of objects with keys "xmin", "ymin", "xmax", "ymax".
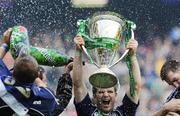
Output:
[{"xmin": 108, "ymin": 51, "xmax": 116, "ymax": 66}]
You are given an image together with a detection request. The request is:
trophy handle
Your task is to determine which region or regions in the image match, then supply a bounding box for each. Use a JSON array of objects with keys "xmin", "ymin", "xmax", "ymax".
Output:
[
  {"xmin": 81, "ymin": 45, "xmax": 100, "ymax": 68},
  {"xmin": 108, "ymin": 29, "xmax": 135, "ymax": 68},
  {"xmin": 77, "ymin": 19, "xmax": 100, "ymax": 68}
]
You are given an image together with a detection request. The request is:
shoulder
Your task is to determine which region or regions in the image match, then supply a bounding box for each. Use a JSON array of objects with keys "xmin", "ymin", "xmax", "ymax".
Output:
[
  {"xmin": 122, "ymin": 94, "xmax": 139, "ymax": 106},
  {"xmin": 74, "ymin": 93, "xmax": 96, "ymax": 115},
  {"xmin": 74, "ymin": 93, "xmax": 92, "ymax": 105},
  {"xmin": 116, "ymin": 94, "xmax": 139, "ymax": 115},
  {"xmin": 32, "ymin": 85, "xmax": 56, "ymax": 100},
  {"xmin": 2, "ymin": 76, "xmax": 15, "ymax": 85},
  {"xmin": 0, "ymin": 59, "xmax": 11, "ymax": 76}
]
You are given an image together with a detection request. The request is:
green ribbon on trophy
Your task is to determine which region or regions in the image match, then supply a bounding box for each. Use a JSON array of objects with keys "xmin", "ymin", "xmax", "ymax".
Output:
[
  {"xmin": 125, "ymin": 21, "xmax": 136, "ymax": 97},
  {"xmin": 77, "ymin": 11, "xmax": 136, "ymax": 97},
  {"xmin": 10, "ymin": 26, "xmax": 73, "ymax": 67}
]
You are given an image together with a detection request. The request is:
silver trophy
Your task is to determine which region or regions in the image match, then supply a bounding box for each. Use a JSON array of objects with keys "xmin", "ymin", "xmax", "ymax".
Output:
[{"xmin": 77, "ymin": 11, "xmax": 136, "ymax": 88}]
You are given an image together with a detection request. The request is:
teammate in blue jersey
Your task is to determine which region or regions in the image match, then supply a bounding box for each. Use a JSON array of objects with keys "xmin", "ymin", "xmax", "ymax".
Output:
[
  {"xmin": 73, "ymin": 35, "xmax": 141, "ymax": 116},
  {"xmin": 0, "ymin": 28, "xmax": 72, "ymax": 116},
  {"xmin": 154, "ymin": 60, "xmax": 180, "ymax": 116}
]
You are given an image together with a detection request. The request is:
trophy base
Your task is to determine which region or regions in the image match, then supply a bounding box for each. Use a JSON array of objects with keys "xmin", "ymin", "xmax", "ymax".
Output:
[{"xmin": 89, "ymin": 68, "xmax": 118, "ymax": 88}]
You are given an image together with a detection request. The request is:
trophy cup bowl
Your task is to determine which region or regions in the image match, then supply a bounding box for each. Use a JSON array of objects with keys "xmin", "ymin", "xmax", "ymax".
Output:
[
  {"xmin": 89, "ymin": 67, "xmax": 118, "ymax": 88},
  {"xmin": 80, "ymin": 12, "xmax": 127, "ymax": 88}
]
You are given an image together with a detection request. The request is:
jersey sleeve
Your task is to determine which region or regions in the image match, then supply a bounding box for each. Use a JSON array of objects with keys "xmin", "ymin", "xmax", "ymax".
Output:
[
  {"xmin": 0, "ymin": 59, "xmax": 11, "ymax": 76},
  {"xmin": 117, "ymin": 94, "xmax": 139, "ymax": 116},
  {"xmin": 74, "ymin": 94, "xmax": 96, "ymax": 116}
]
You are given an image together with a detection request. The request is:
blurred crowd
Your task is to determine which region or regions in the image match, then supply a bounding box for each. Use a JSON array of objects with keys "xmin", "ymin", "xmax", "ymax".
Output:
[{"xmin": 2, "ymin": 27, "xmax": 180, "ymax": 116}]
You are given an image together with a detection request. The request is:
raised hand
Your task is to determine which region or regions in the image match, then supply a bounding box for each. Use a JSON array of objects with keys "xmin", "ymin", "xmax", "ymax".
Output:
[
  {"xmin": 2, "ymin": 28, "xmax": 12, "ymax": 46},
  {"xmin": 74, "ymin": 35, "xmax": 85, "ymax": 50},
  {"xmin": 126, "ymin": 38, "xmax": 138, "ymax": 56}
]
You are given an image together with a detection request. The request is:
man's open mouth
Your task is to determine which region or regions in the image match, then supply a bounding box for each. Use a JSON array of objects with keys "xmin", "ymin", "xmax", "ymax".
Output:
[{"xmin": 102, "ymin": 100, "xmax": 110, "ymax": 105}]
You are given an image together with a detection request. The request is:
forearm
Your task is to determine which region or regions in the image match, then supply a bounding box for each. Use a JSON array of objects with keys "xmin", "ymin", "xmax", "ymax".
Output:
[
  {"xmin": 0, "ymin": 48, "xmax": 5, "ymax": 59},
  {"xmin": 0, "ymin": 43, "xmax": 9, "ymax": 59},
  {"xmin": 127, "ymin": 55, "xmax": 141, "ymax": 103},
  {"xmin": 73, "ymin": 49, "xmax": 83, "ymax": 87},
  {"xmin": 73, "ymin": 48, "xmax": 87, "ymax": 102},
  {"xmin": 153, "ymin": 107, "xmax": 167, "ymax": 116}
]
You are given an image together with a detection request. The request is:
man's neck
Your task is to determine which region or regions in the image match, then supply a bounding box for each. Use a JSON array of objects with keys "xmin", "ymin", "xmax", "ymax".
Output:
[{"xmin": 98, "ymin": 110, "xmax": 111, "ymax": 116}]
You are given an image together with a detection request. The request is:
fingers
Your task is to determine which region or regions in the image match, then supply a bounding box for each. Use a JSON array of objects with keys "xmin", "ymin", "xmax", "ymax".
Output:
[
  {"xmin": 166, "ymin": 112, "xmax": 180, "ymax": 116},
  {"xmin": 2, "ymin": 28, "xmax": 12, "ymax": 44},
  {"xmin": 165, "ymin": 99, "xmax": 180, "ymax": 112},
  {"xmin": 126, "ymin": 39, "xmax": 138, "ymax": 49},
  {"xmin": 3, "ymin": 28, "xmax": 12, "ymax": 37},
  {"xmin": 74, "ymin": 35, "xmax": 85, "ymax": 50},
  {"xmin": 126, "ymin": 39, "xmax": 138, "ymax": 56}
]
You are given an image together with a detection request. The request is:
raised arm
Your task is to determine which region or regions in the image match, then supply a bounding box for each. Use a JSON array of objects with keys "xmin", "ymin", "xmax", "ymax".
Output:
[
  {"xmin": 126, "ymin": 38, "xmax": 141, "ymax": 104},
  {"xmin": 53, "ymin": 62, "xmax": 73, "ymax": 116},
  {"xmin": 0, "ymin": 28, "xmax": 12, "ymax": 59},
  {"xmin": 73, "ymin": 35, "xmax": 87, "ymax": 103}
]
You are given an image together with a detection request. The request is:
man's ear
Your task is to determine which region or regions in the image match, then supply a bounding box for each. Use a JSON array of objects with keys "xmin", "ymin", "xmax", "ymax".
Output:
[
  {"xmin": 115, "ymin": 92, "xmax": 117, "ymax": 97},
  {"xmin": 38, "ymin": 71, "xmax": 43, "ymax": 80},
  {"xmin": 93, "ymin": 93, "xmax": 96, "ymax": 98},
  {"xmin": 92, "ymin": 95, "xmax": 97, "ymax": 105}
]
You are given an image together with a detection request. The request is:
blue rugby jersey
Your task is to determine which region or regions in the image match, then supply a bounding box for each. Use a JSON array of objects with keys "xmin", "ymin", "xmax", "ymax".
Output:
[
  {"xmin": 74, "ymin": 94, "xmax": 139, "ymax": 116},
  {"xmin": 166, "ymin": 88, "xmax": 180, "ymax": 102},
  {"xmin": 0, "ymin": 59, "xmax": 11, "ymax": 76},
  {"xmin": 0, "ymin": 59, "xmax": 58, "ymax": 116}
]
